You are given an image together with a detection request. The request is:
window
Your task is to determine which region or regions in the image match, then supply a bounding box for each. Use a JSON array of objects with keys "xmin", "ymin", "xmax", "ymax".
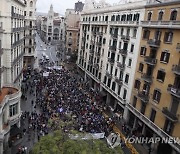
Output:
[
  {"xmin": 130, "ymin": 44, "xmax": 134, "ymax": 53},
  {"xmin": 138, "ymin": 63, "xmax": 144, "ymax": 72},
  {"xmin": 29, "ymin": 11, "xmax": 32, "ymax": 16},
  {"xmin": 143, "ymin": 30, "xmax": 150, "ymax": 39},
  {"xmin": 103, "ymin": 38, "xmax": 106, "ymax": 44},
  {"xmin": 164, "ymin": 32, "xmax": 173, "ymax": 43},
  {"xmin": 160, "ymin": 51, "xmax": 170, "ymax": 63},
  {"xmin": 115, "ymin": 69, "xmax": 118, "ymax": 76},
  {"xmin": 140, "ymin": 47, "xmax": 146, "ymax": 56},
  {"xmin": 30, "ymin": 1, "xmax": 33, "ymax": 7},
  {"xmin": 123, "ymin": 89, "xmax": 127, "ymax": 100},
  {"xmin": 140, "ymin": 103, "xmax": 146, "ymax": 114},
  {"xmin": 9, "ymin": 103, "xmax": 18, "ymax": 117},
  {"xmin": 133, "ymin": 28, "xmax": 137, "ymax": 38},
  {"xmin": 153, "ymin": 89, "xmax": 161, "ymax": 103},
  {"xmin": 128, "ymin": 59, "xmax": 132, "ymax": 67},
  {"xmin": 118, "ymin": 85, "xmax": 121, "ymax": 95},
  {"xmin": 157, "ymin": 70, "xmax": 166, "ymax": 82},
  {"xmin": 121, "ymin": 28, "xmax": 124, "ymax": 36},
  {"xmin": 158, "ymin": 11, "xmax": 163, "ymax": 21},
  {"xmin": 134, "ymin": 80, "xmax": 141, "ymax": 90},
  {"xmin": 125, "ymin": 74, "xmax": 129, "ymax": 84},
  {"xmin": 150, "ymin": 109, "xmax": 156, "ymax": 122},
  {"xmin": 132, "ymin": 96, "xmax": 137, "ymax": 107},
  {"xmin": 112, "ymin": 82, "xmax": 116, "ymax": 91},
  {"xmin": 170, "ymin": 10, "xmax": 177, "ymax": 21},
  {"xmin": 147, "ymin": 12, "xmax": 152, "ymax": 21},
  {"xmin": 69, "ymin": 32, "xmax": 72, "ymax": 36}
]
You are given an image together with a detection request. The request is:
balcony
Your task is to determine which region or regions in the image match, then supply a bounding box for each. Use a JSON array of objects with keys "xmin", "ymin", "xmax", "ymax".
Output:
[
  {"xmin": 119, "ymin": 49, "xmax": 127, "ymax": 56},
  {"xmin": 106, "ymin": 71, "xmax": 112, "ymax": 78},
  {"xmin": 95, "ymin": 52, "xmax": 100, "ymax": 57},
  {"xmin": 89, "ymin": 49, "xmax": 94, "ymax": 54},
  {"xmin": 141, "ymin": 20, "xmax": 180, "ymax": 29},
  {"xmin": 176, "ymin": 43, "xmax": 180, "ymax": 52},
  {"xmin": 147, "ymin": 39, "xmax": 161, "ymax": 48},
  {"xmin": 167, "ymin": 84, "xmax": 180, "ymax": 98},
  {"xmin": 88, "ymin": 61, "xmax": 93, "ymax": 65},
  {"xmin": 108, "ymin": 58, "xmax": 115, "ymax": 64},
  {"xmin": 109, "ymin": 45, "xmax": 116, "ymax": 52},
  {"xmin": 0, "ymin": 46, "xmax": 3, "ymax": 55},
  {"xmin": 141, "ymin": 73, "xmax": 153, "ymax": 83},
  {"xmin": 138, "ymin": 91, "xmax": 149, "ymax": 103},
  {"xmin": 12, "ymin": 52, "xmax": 24, "ymax": 65},
  {"xmin": 121, "ymin": 35, "xmax": 130, "ymax": 41},
  {"xmin": 0, "ymin": 22, "xmax": 4, "ymax": 33},
  {"xmin": 97, "ymin": 32, "xmax": 103, "ymax": 36},
  {"xmin": 162, "ymin": 107, "xmax": 178, "ymax": 122},
  {"xmin": 96, "ymin": 41, "xmax": 102, "ymax": 46},
  {"xmin": 82, "ymin": 37, "xmax": 86, "ymax": 41},
  {"xmin": 12, "ymin": 38, "xmax": 24, "ymax": 48},
  {"xmin": 111, "ymin": 33, "xmax": 118, "ymax": 39},
  {"xmin": 172, "ymin": 65, "xmax": 180, "ymax": 75},
  {"xmin": 115, "ymin": 77, "xmax": 123, "ymax": 85},
  {"xmin": 94, "ymin": 64, "xmax": 99, "ymax": 69},
  {"xmin": 0, "ymin": 66, "xmax": 5, "ymax": 74},
  {"xmin": 144, "ymin": 57, "xmax": 157, "ymax": 65},
  {"xmin": 117, "ymin": 62, "xmax": 125, "ymax": 70}
]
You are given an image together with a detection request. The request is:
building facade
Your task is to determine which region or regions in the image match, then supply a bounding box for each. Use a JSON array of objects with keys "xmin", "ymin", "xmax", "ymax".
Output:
[
  {"xmin": 24, "ymin": 0, "xmax": 37, "ymax": 68},
  {"xmin": 40, "ymin": 5, "xmax": 65, "ymax": 45},
  {"xmin": 77, "ymin": 0, "xmax": 146, "ymax": 123},
  {"xmin": 0, "ymin": 0, "xmax": 27, "ymax": 153},
  {"xmin": 128, "ymin": 0, "xmax": 180, "ymax": 153},
  {"xmin": 65, "ymin": 9, "xmax": 81, "ymax": 57}
]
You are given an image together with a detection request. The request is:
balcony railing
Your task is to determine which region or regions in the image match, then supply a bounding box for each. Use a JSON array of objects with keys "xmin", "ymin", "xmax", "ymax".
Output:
[
  {"xmin": 141, "ymin": 20, "xmax": 180, "ymax": 29},
  {"xmin": 162, "ymin": 107, "xmax": 178, "ymax": 122},
  {"xmin": 97, "ymin": 32, "xmax": 103, "ymax": 35},
  {"xmin": 176, "ymin": 43, "xmax": 180, "ymax": 52},
  {"xmin": 117, "ymin": 62, "xmax": 125, "ymax": 70},
  {"xmin": 115, "ymin": 77, "xmax": 123, "ymax": 85},
  {"xmin": 0, "ymin": 22, "xmax": 4, "ymax": 33},
  {"xmin": 12, "ymin": 38, "xmax": 24, "ymax": 48},
  {"xmin": 138, "ymin": 91, "xmax": 149, "ymax": 103},
  {"xmin": 108, "ymin": 58, "xmax": 115, "ymax": 64},
  {"xmin": 119, "ymin": 49, "xmax": 127, "ymax": 56},
  {"xmin": 96, "ymin": 42, "xmax": 102, "ymax": 46},
  {"xmin": 89, "ymin": 49, "xmax": 94, "ymax": 54},
  {"xmin": 141, "ymin": 73, "xmax": 153, "ymax": 83},
  {"xmin": 95, "ymin": 52, "xmax": 100, "ymax": 57},
  {"xmin": 147, "ymin": 39, "xmax": 161, "ymax": 47},
  {"xmin": 144, "ymin": 57, "xmax": 157, "ymax": 65},
  {"xmin": 167, "ymin": 84, "xmax": 180, "ymax": 98},
  {"xmin": 121, "ymin": 35, "xmax": 130, "ymax": 41},
  {"xmin": 94, "ymin": 64, "xmax": 99, "ymax": 69},
  {"xmin": 12, "ymin": 52, "xmax": 24, "ymax": 65},
  {"xmin": 126, "ymin": 103, "xmax": 180, "ymax": 153},
  {"xmin": 106, "ymin": 71, "xmax": 112, "ymax": 78},
  {"xmin": 109, "ymin": 45, "xmax": 116, "ymax": 52},
  {"xmin": 0, "ymin": 47, "xmax": 3, "ymax": 55},
  {"xmin": 111, "ymin": 33, "xmax": 118, "ymax": 39},
  {"xmin": 172, "ymin": 65, "xmax": 180, "ymax": 75},
  {"xmin": 88, "ymin": 61, "xmax": 93, "ymax": 65}
]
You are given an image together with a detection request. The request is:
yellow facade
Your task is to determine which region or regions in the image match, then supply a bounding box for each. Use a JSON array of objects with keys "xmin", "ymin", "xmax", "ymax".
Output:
[{"xmin": 130, "ymin": 0, "xmax": 180, "ymax": 145}]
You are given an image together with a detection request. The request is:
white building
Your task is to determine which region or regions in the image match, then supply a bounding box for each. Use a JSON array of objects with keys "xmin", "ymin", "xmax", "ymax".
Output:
[
  {"xmin": 77, "ymin": 0, "xmax": 146, "ymax": 121},
  {"xmin": 24, "ymin": 0, "xmax": 37, "ymax": 68},
  {"xmin": 0, "ymin": 0, "xmax": 35, "ymax": 153}
]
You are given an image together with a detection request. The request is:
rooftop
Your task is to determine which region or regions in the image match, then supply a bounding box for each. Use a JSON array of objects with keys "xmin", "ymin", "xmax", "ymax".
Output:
[{"xmin": 0, "ymin": 87, "xmax": 18, "ymax": 104}]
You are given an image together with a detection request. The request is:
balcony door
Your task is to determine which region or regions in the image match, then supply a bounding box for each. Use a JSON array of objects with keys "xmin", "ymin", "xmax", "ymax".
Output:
[
  {"xmin": 170, "ymin": 97, "xmax": 179, "ymax": 115},
  {"xmin": 174, "ymin": 76, "xmax": 180, "ymax": 89},
  {"xmin": 154, "ymin": 30, "xmax": 161, "ymax": 40}
]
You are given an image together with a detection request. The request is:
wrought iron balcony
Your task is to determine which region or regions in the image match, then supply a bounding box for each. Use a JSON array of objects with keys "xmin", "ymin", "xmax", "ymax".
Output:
[
  {"xmin": 121, "ymin": 35, "xmax": 130, "ymax": 41},
  {"xmin": 117, "ymin": 62, "xmax": 125, "ymax": 70},
  {"xmin": 144, "ymin": 57, "xmax": 157, "ymax": 65},
  {"xmin": 89, "ymin": 49, "xmax": 94, "ymax": 54},
  {"xmin": 111, "ymin": 33, "xmax": 118, "ymax": 39},
  {"xmin": 141, "ymin": 73, "xmax": 153, "ymax": 83},
  {"xmin": 167, "ymin": 84, "xmax": 180, "ymax": 98},
  {"xmin": 119, "ymin": 49, "xmax": 127, "ymax": 56},
  {"xmin": 109, "ymin": 45, "xmax": 116, "ymax": 52},
  {"xmin": 81, "ymin": 46, "xmax": 85, "ymax": 50},
  {"xmin": 106, "ymin": 71, "xmax": 112, "ymax": 78},
  {"xmin": 97, "ymin": 32, "xmax": 103, "ymax": 35},
  {"xmin": 147, "ymin": 39, "xmax": 161, "ymax": 48},
  {"xmin": 82, "ymin": 37, "xmax": 86, "ymax": 41},
  {"xmin": 0, "ymin": 46, "xmax": 3, "ymax": 56},
  {"xmin": 95, "ymin": 52, "xmax": 100, "ymax": 57},
  {"xmin": 94, "ymin": 64, "xmax": 99, "ymax": 69},
  {"xmin": 115, "ymin": 77, "xmax": 123, "ymax": 85},
  {"xmin": 96, "ymin": 41, "xmax": 102, "ymax": 46},
  {"xmin": 162, "ymin": 107, "xmax": 178, "ymax": 122},
  {"xmin": 138, "ymin": 91, "xmax": 149, "ymax": 103},
  {"xmin": 88, "ymin": 61, "xmax": 93, "ymax": 65},
  {"xmin": 108, "ymin": 58, "xmax": 115, "ymax": 64},
  {"xmin": 176, "ymin": 43, "xmax": 180, "ymax": 52},
  {"xmin": 172, "ymin": 65, "xmax": 180, "ymax": 76}
]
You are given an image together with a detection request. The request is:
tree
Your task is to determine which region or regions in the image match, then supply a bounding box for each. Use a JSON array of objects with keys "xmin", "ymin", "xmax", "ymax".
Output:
[{"xmin": 32, "ymin": 130, "xmax": 124, "ymax": 154}]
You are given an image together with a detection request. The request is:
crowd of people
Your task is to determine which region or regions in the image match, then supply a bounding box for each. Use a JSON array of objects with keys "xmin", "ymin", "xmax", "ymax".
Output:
[{"xmin": 34, "ymin": 66, "xmax": 115, "ymax": 136}]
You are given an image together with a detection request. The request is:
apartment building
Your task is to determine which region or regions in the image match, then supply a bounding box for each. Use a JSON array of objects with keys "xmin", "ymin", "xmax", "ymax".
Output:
[
  {"xmin": 77, "ymin": 0, "xmax": 146, "ymax": 122},
  {"xmin": 0, "ymin": 0, "xmax": 36, "ymax": 153},
  {"xmin": 24, "ymin": 0, "xmax": 37, "ymax": 68},
  {"xmin": 65, "ymin": 8, "xmax": 81, "ymax": 56},
  {"xmin": 128, "ymin": 0, "xmax": 180, "ymax": 153}
]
